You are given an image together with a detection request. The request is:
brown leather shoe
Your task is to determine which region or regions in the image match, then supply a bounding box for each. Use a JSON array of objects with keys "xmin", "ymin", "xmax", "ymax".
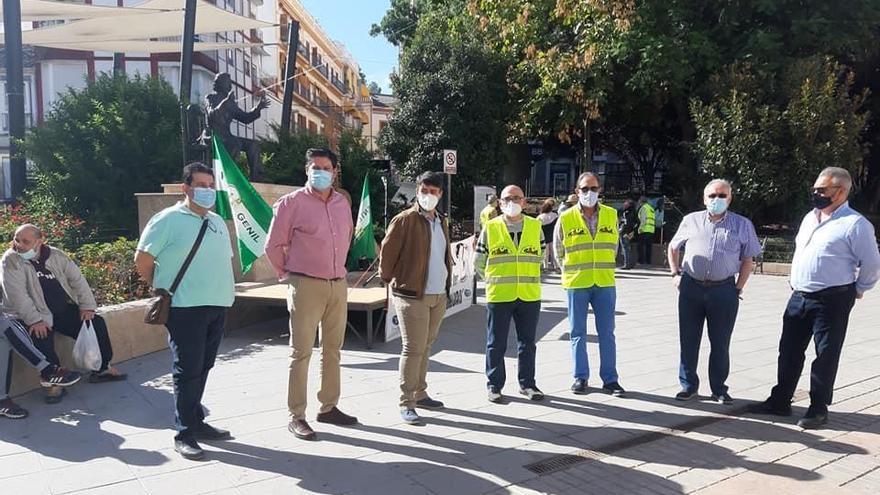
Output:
[
  {"xmin": 288, "ymin": 419, "xmax": 317, "ymax": 440},
  {"xmin": 316, "ymin": 407, "xmax": 358, "ymax": 426}
]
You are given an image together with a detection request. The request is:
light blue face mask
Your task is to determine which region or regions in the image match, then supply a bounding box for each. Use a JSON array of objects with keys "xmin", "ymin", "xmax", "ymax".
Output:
[
  {"xmin": 309, "ymin": 169, "xmax": 333, "ymax": 191},
  {"xmin": 17, "ymin": 248, "xmax": 37, "ymax": 261},
  {"xmin": 193, "ymin": 187, "xmax": 216, "ymax": 209},
  {"xmin": 707, "ymin": 197, "xmax": 728, "ymax": 216}
]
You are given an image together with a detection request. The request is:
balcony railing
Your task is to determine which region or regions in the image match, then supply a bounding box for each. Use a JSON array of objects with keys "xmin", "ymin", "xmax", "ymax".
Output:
[{"xmin": 331, "ymin": 77, "xmax": 346, "ymax": 93}]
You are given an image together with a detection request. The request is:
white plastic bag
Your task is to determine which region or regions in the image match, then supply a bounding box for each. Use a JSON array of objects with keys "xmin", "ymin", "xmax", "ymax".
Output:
[{"xmin": 72, "ymin": 321, "xmax": 102, "ymax": 371}]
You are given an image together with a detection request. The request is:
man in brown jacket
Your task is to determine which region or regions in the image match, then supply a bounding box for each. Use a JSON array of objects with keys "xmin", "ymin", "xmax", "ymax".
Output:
[{"xmin": 380, "ymin": 171, "xmax": 452, "ymax": 425}]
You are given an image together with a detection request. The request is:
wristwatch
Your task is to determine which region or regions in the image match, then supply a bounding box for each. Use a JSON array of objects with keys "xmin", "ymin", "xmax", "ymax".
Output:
[{"xmin": 671, "ymin": 271, "xmax": 682, "ymax": 277}]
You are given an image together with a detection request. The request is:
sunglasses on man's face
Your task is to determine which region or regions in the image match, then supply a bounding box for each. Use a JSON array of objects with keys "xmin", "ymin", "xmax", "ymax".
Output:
[
  {"xmin": 707, "ymin": 193, "xmax": 728, "ymax": 199},
  {"xmin": 577, "ymin": 186, "xmax": 600, "ymax": 193},
  {"xmin": 812, "ymin": 186, "xmax": 840, "ymax": 196}
]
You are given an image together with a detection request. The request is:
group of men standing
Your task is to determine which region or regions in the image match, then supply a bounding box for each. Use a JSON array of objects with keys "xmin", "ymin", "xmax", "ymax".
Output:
[{"xmin": 1, "ymin": 152, "xmax": 875, "ymax": 461}]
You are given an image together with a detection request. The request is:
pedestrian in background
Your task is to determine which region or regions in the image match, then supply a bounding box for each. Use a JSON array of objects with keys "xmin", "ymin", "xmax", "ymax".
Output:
[
  {"xmin": 637, "ymin": 195, "xmax": 656, "ymax": 265},
  {"xmin": 668, "ymin": 179, "xmax": 761, "ymax": 405},
  {"xmin": 748, "ymin": 167, "xmax": 880, "ymax": 429},
  {"xmin": 537, "ymin": 198, "xmax": 559, "ymax": 272},
  {"xmin": 618, "ymin": 199, "xmax": 638, "ymax": 270}
]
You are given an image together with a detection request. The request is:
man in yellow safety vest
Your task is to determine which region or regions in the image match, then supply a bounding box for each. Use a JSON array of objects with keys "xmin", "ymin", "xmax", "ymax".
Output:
[
  {"xmin": 637, "ymin": 195, "xmax": 656, "ymax": 265},
  {"xmin": 476, "ymin": 185, "xmax": 546, "ymax": 403},
  {"xmin": 554, "ymin": 173, "xmax": 625, "ymax": 397}
]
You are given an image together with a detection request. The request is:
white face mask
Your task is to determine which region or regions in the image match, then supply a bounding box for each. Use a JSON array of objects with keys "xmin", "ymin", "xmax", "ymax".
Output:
[
  {"xmin": 501, "ymin": 202, "xmax": 523, "ymax": 217},
  {"xmin": 579, "ymin": 190, "xmax": 599, "ymax": 208},
  {"xmin": 417, "ymin": 192, "xmax": 440, "ymax": 212}
]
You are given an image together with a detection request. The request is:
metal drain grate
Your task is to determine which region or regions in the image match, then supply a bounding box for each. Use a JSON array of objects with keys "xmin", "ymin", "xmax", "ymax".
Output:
[
  {"xmin": 525, "ymin": 449, "xmax": 603, "ymax": 475},
  {"xmin": 525, "ymin": 389, "xmax": 813, "ymax": 476}
]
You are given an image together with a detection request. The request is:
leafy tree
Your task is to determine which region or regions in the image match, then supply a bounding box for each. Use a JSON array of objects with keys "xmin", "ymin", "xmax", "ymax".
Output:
[
  {"xmin": 471, "ymin": 0, "xmax": 880, "ymax": 205},
  {"xmin": 691, "ymin": 58, "xmax": 869, "ymax": 221},
  {"xmin": 368, "ymin": 82, "xmax": 383, "ymax": 95},
  {"xmin": 376, "ymin": 6, "xmax": 512, "ymax": 214},
  {"xmin": 260, "ymin": 123, "xmax": 329, "ymax": 186},
  {"xmin": 22, "ymin": 74, "xmax": 182, "ymax": 235}
]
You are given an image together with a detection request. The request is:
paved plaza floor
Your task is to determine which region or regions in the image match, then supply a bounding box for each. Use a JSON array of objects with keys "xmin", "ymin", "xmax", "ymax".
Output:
[{"xmin": 2, "ymin": 268, "xmax": 880, "ymax": 494}]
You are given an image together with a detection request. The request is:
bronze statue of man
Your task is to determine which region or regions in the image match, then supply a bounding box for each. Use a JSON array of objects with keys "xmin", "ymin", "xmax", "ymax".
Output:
[{"xmin": 204, "ymin": 72, "xmax": 269, "ymax": 180}]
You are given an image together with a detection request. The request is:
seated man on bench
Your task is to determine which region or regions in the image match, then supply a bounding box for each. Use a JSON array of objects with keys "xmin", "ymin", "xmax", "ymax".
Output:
[
  {"xmin": 0, "ymin": 224, "xmax": 126, "ymax": 404},
  {"xmin": 1, "ymin": 313, "xmax": 81, "ymax": 418}
]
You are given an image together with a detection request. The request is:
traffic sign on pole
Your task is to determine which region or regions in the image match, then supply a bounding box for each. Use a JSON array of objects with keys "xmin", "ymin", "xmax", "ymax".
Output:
[{"xmin": 443, "ymin": 149, "xmax": 457, "ymax": 175}]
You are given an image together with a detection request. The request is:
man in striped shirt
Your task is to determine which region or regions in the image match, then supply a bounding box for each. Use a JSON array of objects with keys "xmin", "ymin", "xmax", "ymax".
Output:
[{"xmin": 668, "ymin": 179, "xmax": 762, "ymax": 405}]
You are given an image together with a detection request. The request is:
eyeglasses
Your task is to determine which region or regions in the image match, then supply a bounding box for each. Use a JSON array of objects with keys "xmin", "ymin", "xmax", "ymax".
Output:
[
  {"xmin": 707, "ymin": 193, "xmax": 728, "ymax": 199},
  {"xmin": 812, "ymin": 186, "xmax": 840, "ymax": 195},
  {"xmin": 501, "ymin": 196, "xmax": 523, "ymax": 203},
  {"xmin": 577, "ymin": 186, "xmax": 600, "ymax": 193}
]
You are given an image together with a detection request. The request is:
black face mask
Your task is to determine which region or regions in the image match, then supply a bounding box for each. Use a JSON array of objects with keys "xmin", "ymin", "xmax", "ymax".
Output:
[{"xmin": 811, "ymin": 192, "xmax": 833, "ymax": 210}]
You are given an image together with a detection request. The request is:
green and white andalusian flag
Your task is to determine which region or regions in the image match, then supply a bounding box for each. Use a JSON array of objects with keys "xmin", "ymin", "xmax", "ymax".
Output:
[
  {"xmin": 346, "ymin": 174, "xmax": 377, "ymax": 270},
  {"xmin": 213, "ymin": 136, "xmax": 273, "ymax": 274}
]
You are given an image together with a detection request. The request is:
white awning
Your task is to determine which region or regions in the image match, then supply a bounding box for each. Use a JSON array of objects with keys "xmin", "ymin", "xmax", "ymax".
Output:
[
  {"xmin": 1, "ymin": 0, "xmax": 166, "ymax": 22},
  {"xmin": 20, "ymin": 0, "xmax": 273, "ymax": 45},
  {"xmin": 39, "ymin": 40, "xmax": 257, "ymax": 54}
]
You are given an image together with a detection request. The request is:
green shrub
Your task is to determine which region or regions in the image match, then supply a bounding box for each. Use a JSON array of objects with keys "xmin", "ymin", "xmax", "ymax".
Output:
[
  {"xmin": 73, "ymin": 238, "xmax": 149, "ymax": 306},
  {"xmin": 0, "ymin": 203, "xmax": 94, "ymax": 251}
]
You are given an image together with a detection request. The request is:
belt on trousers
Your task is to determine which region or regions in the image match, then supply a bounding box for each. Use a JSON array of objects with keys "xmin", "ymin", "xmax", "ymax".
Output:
[
  {"xmin": 290, "ymin": 272, "xmax": 344, "ymax": 282},
  {"xmin": 794, "ymin": 283, "xmax": 855, "ymax": 299},
  {"xmin": 687, "ymin": 275, "xmax": 735, "ymax": 287}
]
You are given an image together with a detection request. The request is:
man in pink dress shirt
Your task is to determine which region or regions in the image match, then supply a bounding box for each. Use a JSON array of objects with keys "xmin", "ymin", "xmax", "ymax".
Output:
[{"xmin": 265, "ymin": 148, "xmax": 356, "ymax": 440}]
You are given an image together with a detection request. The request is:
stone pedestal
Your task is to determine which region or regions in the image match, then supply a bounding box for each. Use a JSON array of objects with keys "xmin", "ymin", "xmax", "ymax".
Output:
[{"xmin": 135, "ymin": 182, "xmax": 298, "ymax": 283}]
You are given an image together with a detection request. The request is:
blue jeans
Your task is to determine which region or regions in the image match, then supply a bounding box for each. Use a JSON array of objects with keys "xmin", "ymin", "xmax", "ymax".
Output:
[
  {"xmin": 486, "ymin": 300, "xmax": 540, "ymax": 390},
  {"xmin": 567, "ymin": 286, "xmax": 618, "ymax": 384},
  {"xmin": 678, "ymin": 275, "xmax": 739, "ymax": 396}
]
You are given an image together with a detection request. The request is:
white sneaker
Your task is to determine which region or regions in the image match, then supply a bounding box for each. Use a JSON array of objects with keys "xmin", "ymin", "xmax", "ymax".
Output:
[
  {"xmin": 487, "ymin": 389, "xmax": 503, "ymax": 403},
  {"xmin": 519, "ymin": 387, "xmax": 545, "ymax": 401}
]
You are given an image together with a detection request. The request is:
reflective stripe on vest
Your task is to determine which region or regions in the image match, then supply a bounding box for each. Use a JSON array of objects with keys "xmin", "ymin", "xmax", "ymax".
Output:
[
  {"xmin": 560, "ymin": 204, "xmax": 618, "ymax": 289},
  {"xmin": 639, "ymin": 203, "xmax": 656, "ymax": 234},
  {"xmin": 485, "ymin": 216, "xmax": 543, "ymax": 303}
]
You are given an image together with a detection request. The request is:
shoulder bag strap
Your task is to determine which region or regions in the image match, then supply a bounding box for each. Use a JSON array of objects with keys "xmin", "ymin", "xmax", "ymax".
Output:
[{"xmin": 168, "ymin": 218, "xmax": 210, "ymax": 295}]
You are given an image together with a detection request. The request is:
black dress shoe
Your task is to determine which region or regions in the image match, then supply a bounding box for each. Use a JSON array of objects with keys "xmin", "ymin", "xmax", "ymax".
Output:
[
  {"xmin": 316, "ymin": 407, "xmax": 358, "ymax": 426},
  {"xmin": 571, "ymin": 378, "xmax": 588, "ymax": 395},
  {"xmin": 192, "ymin": 423, "xmax": 232, "ymax": 440},
  {"xmin": 746, "ymin": 398, "xmax": 792, "ymax": 416},
  {"xmin": 603, "ymin": 382, "xmax": 626, "ymax": 397},
  {"xmin": 174, "ymin": 437, "xmax": 204, "ymax": 460},
  {"xmin": 797, "ymin": 406, "xmax": 829, "ymax": 429}
]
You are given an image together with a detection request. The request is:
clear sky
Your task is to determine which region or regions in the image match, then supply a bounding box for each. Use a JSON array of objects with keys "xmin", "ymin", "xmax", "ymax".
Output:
[{"xmin": 299, "ymin": 0, "xmax": 398, "ymax": 94}]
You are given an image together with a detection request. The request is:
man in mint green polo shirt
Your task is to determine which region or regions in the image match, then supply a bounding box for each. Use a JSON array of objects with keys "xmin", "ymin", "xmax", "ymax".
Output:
[{"xmin": 135, "ymin": 162, "xmax": 235, "ymax": 461}]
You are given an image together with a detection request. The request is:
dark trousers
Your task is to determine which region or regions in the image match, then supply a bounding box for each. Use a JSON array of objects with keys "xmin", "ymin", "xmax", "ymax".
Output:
[
  {"xmin": 486, "ymin": 299, "xmax": 540, "ymax": 391},
  {"xmin": 769, "ymin": 286, "xmax": 856, "ymax": 412},
  {"xmin": 678, "ymin": 275, "xmax": 739, "ymax": 396},
  {"xmin": 31, "ymin": 304, "xmax": 113, "ymax": 372},
  {"xmin": 638, "ymin": 233, "xmax": 653, "ymax": 265},
  {"xmin": 165, "ymin": 306, "xmax": 227, "ymax": 439}
]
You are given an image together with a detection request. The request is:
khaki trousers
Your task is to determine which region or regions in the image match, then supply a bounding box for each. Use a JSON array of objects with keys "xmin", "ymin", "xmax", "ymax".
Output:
[
  {"xmin": 395, "ymin": 294, "xmax": 447, "ymax": 408},
  {"xmin": 287, "ymin": 275, "xmax": 348, "ymax": 420}
]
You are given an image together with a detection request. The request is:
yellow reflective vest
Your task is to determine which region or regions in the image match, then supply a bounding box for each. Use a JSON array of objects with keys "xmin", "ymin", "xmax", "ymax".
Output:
[
  {"xmin": 485, "ymin": 216, "xmax": 542, "ymax": 303},
  {"xmin": 638, "ymin": 202, "xmax": 656, "ymax": 234},
  {"xmin": 560, "ymin": 204, "xmax": 618, "ymax": 289},
  {"xmin": 480, "ymin": 204, "xmax": 499, "ymax": 228}
]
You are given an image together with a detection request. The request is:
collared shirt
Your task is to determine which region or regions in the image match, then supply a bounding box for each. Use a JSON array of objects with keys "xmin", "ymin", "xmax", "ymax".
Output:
[
  {"xmin": 137, "ymin": 202, "xmax": 235, "ymax": 308},
  {"xmin": 475, "ymin": 216, "xmax": 547, "ymax": 279},
  {"xmin": 423, "ymin": 211, "xmax": 449, "ymax": 295},
  {"xmin": 266, "ymin": 185, "xmax": 353, "ymax": 281},
  {"xmin": 669, "ymin": 210, "xmax": 762, "ymax": 281},
  {"xmin": 552, "ymin": 207, "xmax": 599, "ymax": 267},
  {"xmin": 790, "ymin": 202, "xmax": 880, "ymax": 293}
]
